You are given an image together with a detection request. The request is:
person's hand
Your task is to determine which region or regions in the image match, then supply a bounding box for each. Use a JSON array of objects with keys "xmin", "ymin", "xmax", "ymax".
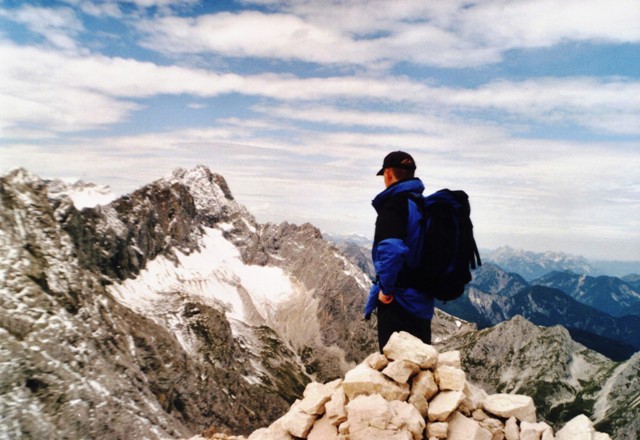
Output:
[{"xmin": 378, "ymin": 291, "xmax": 394, "ymax": 304}]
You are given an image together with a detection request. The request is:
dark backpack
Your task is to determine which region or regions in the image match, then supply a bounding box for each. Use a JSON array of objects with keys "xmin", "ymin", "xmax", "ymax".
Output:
[{"xmin": 398, "ymin": 189, "xmax": 481, "ymax": 302}]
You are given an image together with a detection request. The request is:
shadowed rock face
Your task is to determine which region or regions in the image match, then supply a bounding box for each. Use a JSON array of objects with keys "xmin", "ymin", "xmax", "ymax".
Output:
[{"xmin": 1, "ymin": 168, "xmax": 303, "ymax": 438}]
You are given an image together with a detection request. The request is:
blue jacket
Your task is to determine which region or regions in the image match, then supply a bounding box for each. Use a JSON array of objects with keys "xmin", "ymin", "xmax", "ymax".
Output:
[{"xmin": 364, "ymin": 178, "xmax": 435, "ymax": 320}]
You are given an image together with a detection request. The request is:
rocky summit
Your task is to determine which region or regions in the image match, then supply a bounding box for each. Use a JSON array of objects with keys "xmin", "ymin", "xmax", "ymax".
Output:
[
  {"xmin": 192, "ymin": 331, "xmax": 611, "ymax": 440},
  {"xmin": 1, "ymin": 166, "xmax": 638, "ymax": 439}
]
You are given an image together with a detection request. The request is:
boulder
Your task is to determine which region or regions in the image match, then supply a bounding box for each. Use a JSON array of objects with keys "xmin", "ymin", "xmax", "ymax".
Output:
[
  {"xmin": 408, "ymin": 393, "xmax": 429, "ymax": 418},
  {"xmin": 307, "ymin": 414, "xmax": 338, "ymax": 440},
  {"xmin": 365, "ymin": 352, "xmax": 389, "ymax": 370},
  {"xmin": 435, "ymin": 365, "xmax": 466, "ymax": 391},
  {"xmin": 347, "ymin": 394, "xmax": 393, "ymax": 432},
  {"xmin": 248, "ymin": 418, "xmax": 294, "ymax": 440},
  {"xmin": 325, "ymin": 387, "xmax": 347, "ymax": 426},
  {"xmin": 555, "ymin": 414, "xmax": 608, "ymax": 440},
  {"xmin": 438, "ymin": 350, "xmax": 462, "ymax": 369},
  {"xmin": 462, "ymin": 381, "xmax": 489, "ymax": 413},
  {"xmin": 479, "ymin": 417, "xmax": 504, "ymax": 435},
  {"xmin": 280, "ymin": 401, "xmax": 317, "ymax": 438},
  {"xmin": 447, "ymin": 411, "xmax": 492, "ymax": 440},
  {"xmin": 520, "ymin": 421, "xmax": 554, "ymax": 440},
  {"xmin": 346, "ymin": 394, "xmax": 425, "ymax": 440},
  {"xmin": 411, "ymin": 370, "xmax": 439, "ymax": 401},
  {"xmin": 383, "ymin": 359, "xmax": 421, "ymax": 384},
  {"xmin": 349, "ymin": 427, "xmax": 413, "ymax": 440},
  {"xmin": 388, "ymin": 399, "xmax": 427, "ymax": 440},
  {"xmin": 427, "ymin": 422, "xmax": 449, "ymax": 439},
  {"xmin": 383, "ymin": 331, "xmax": 438, "ymax": 369},
  {"xmin": 483, "ymin": 394, "xmax": 536, "ymax": 423},
  {"xmin": 504, "ymin": 417, "xmax": 519, "ymax": 440},
  {"xmin": 428, "ymin": 391, "xmax": 465, "ymax": 422},
  {"xmin": 343, "ymin": 363, "xmax": 410, "ymax": 401},
  {"xmin": 298, "ymin": 379, "xmax": 342, "ymax": 415}
]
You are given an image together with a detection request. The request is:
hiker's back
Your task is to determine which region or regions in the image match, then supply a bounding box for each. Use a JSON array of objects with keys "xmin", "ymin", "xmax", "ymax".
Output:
[{"xmin": 399, "ymin": 189, "xmax": 481, "ymax": 302}]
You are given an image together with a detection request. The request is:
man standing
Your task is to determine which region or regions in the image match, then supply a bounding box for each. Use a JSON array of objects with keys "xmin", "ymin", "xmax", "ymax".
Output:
[{"xmin": 364, "ymin": 151, "xmax": 434, "ymax": 352}]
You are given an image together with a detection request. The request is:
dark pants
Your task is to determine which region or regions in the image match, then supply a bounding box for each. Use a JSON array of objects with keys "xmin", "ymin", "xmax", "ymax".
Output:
[{"xmin": 377, "ymin": 300, "xmax": 432, "ymax": 353}]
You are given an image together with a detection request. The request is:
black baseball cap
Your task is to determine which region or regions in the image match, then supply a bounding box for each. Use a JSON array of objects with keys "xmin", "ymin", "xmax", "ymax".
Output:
[{"xmin": 376, "ymin": 151, "xmax": 417, "ymax": 175}]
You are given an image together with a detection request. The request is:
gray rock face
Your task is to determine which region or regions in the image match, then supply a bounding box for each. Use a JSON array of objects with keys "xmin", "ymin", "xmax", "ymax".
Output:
[
  {"xmin": 435, "ymin": 315, "xmax": 633, "ymax": 435},
  {"xmin": 0, "ymin": 168, "xmax": 299, "ymax": 438},
  {"xmin": 0, "ymin": 166, "xmax": 380, "ymax": 438}
]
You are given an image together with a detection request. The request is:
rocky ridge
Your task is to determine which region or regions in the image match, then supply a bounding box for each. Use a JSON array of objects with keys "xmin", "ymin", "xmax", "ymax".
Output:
[
  {"xmin": 193, "ymin": 331, "xmax": 611, "ymax": 440},
  {"xmin": 1, "ymin": 166, "xmax": 383, "ymax": 438}
]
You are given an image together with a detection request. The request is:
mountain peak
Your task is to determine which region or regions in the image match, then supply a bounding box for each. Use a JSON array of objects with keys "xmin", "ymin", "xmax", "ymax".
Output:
[{"xmin": 157, "ymin": 166, "xmax": 256, "ymax": 226}]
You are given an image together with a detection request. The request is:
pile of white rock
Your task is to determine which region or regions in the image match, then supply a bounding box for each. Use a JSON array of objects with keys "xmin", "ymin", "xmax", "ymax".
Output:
[{"xmin": 245, "ymin": 331, "xmax": 611, "ymax": 440}]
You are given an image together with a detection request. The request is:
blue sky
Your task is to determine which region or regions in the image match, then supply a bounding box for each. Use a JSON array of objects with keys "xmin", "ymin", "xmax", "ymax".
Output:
[{"xmin": 1, "ymin": 0, "xmax": 639, "ymax": 261}]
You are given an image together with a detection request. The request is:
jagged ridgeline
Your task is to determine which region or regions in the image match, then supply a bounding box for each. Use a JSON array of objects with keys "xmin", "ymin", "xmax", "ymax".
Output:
[{"xmin": 0, "ymin": 166, "xmax": 638, "ymax": 439}]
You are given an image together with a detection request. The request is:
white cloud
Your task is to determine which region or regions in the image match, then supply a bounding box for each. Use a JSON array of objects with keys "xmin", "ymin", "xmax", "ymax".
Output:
[
  {"xmin": 461, "ymin": 0, "xmax": 640, "ymax": 48},
  {"xmin": 3, "ymin": 124, "xmax": 638, "ymax": 258},
  {"xmin": 2, "ymin": 41, "xmax": 638, "ymax": 136},
  {"xmin": 137, "ymin": 11, "xmax": 374, "ymax": 64},
  {"xmin": 442, "ymin": 78, "xmax": 640, "ymax": 134},
  {"xmin": 0, "ymin": 5, "xmax": 84, "ymax": 51},
  {"xmin": 145, "ymin": 0, "xmax": 640, "ymax": 68}
]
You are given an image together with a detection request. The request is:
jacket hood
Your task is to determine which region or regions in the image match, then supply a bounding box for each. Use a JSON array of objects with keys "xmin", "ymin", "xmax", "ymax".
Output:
[{"xmin": 372, "ymin": 178, "xmax": 425, "ymax": 212}]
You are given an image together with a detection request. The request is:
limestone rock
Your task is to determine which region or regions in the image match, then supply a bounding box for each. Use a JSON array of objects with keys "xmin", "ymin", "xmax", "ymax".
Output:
[
  {"xmin": 346, "ymin": 394, "xmax": 425, "ymax": 440},
  {"xmin": 325, "ymin": 387, "xmax": 347, "ymax": 426},
  {"xmin": 428, "ymin": 390, "xmax": 465, "ymax": 422},
  {"xmin": 343, "ymin": 363, "xmax": 410, "ymax": 401},
  {"xmin": 483, "ymin": 394, "xmax": 536, "ymax": 423},
  {"xmin": 383, "ymin": 331, "xmax": 438, "ymax": 369},
  {"xmin": 347, "ymin": 394, "xmax": 393, "ymax": 432},
  {"xmin": 349, "ymin": 427, "xmax": 413, "ymax": 440},
  {"xmin": 427, "ymin": 422, "xmax": 448, "ymax": 439},
  {"xmin": 472, "ymin": 409, "xmax": 488, "ymax": 421},
  {"xmin": 248, "ymin": 419, "xmax": 293, "ymax": 440},
  {"xmin": 299, "ymin": 379, "xmax": 342, "ymax": 415},
  {"xmin": 438, "ymin": 350, "xmax": 462, "ymax": 369},
  {"xmin": 383, "ymin": 359, "xmax": 421, "ymax": 384},
  {"xmin": 463, "ymin": 381, "xmax": 489, "ymax": 413},
  {"xmin": 448, "ymin": 411, "xmax": 492, "ymax": 440},
  {"xmin": 366, "ymin": 352, "xmax": 389, "ymax": 370},
  {"xmin": 411, "ymin": 370, "xmax": 439, "ymax": 401},
  {"xmin": 479, "ymin": 417, "xmax": 504, "ymax": 435},
  {"xmin": 435, "ymin": 365, "xmax": 466, "ymax": 391},
  {"xmin": 408, "ymin": 393, "xmax": 429, "ymax": 418},
  {"xmin": 521, "ymin": 421, "xmax": 554, "ymax": 440},
  {"xmin": 308, "ymin": 414, "xmax": 338, "ymax": 440},
  {"xmin": 280, "ymin": 401, "xmax": 317, "ymax": 438},
  {"xmin": 388, "ymin": 399, "xmax": 427, "ymax": 440},
  {"xmin": 504, "ymin": 417, "xmax": 519, "ymax": 440},
  {"xmin": 555, "ymin": 414, "xmax": 599, "ymax": 440}
]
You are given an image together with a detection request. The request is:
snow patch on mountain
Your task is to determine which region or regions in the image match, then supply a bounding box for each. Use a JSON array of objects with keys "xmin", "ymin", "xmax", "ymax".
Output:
[
  {"xmin": 109, "ymin": 226, "xmax": 311, "ymax": 350},
  {"xmin": 47, "ymin": 178, "xmax": 115, "ymax": 209}
]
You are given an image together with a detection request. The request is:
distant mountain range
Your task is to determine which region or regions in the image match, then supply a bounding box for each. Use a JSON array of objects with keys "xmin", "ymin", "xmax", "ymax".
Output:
[
  {"xmin": 438, "ymin": 263, "xmax": 640, "ymax": 361},
  {"xmin": 483, "ymin": 245, "xmax": 640, "ymax": 279},
  {"xmin": 533, "ymin": 270, "xmax": 640, "ymax": 318}
]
